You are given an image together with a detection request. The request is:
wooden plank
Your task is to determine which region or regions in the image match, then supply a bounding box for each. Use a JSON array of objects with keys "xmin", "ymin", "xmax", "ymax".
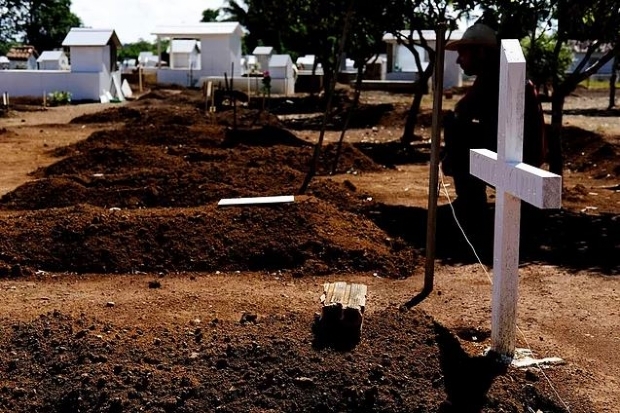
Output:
[
  {"xmin": 319, "ymin": 282, "xmax": 367, "ymax": 339},
  {"xmin": 217, "ymin": 195, "xmax": 295, "ymax": 206},
  {"xmin": 471, "ymin": 149, "xmax": 562, "ymax": 208}
]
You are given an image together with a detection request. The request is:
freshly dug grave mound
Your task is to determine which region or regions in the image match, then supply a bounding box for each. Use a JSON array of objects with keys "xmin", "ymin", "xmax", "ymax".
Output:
[
  {"xmin": 70, "ymin": 106, "xmax": 142, "ymax": 124},
  {"xmin": 4, "ymin": 165, "xmax": 305, "ymax": 210},
  {"xmin": 0, "ymin": 307, "xmax": 577, "ymax": 413},
  {"xmin": 0, "ymin": 199, "xmax": 416, "ymax": 276},
  {"xmin": 53, "ymin": 124, "xmax": 225, "ymax": 156},
  {"xmin": 6, "ymin": 143, "xmax": 378, "ymax": 211},
  {"xmin": 0, "ymin": 93, "xmax": 396, "ymax": 275},
  {"xmin": 561, "ymin": 125, "xmax": 619, "ymax": 178}
]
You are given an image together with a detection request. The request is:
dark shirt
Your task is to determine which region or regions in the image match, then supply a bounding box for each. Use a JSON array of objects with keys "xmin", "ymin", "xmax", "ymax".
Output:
[{"xmin": 453, "ymin": 64, "xmax": 545, "ymax": 166}]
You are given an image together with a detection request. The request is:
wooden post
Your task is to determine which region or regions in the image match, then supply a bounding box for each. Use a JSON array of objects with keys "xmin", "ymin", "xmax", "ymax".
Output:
[
  {"xmin": 139, "ymin": 66, "xmax": 143, "ymax": 92},
  {"xmin": 424, "ymin": 22, "xmax": 447, "ymax": 294},
  {"xmin": 470, "ymin": 39, "xmax": 562, "ymax": 360}
]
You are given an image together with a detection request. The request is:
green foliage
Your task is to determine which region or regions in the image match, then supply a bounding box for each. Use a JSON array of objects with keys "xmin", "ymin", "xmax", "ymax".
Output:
[
  {"xmin": 47, "ymin": 90, "xmax": 72, "ymax": 106},
  {"xmin": 201, "ymin": 8, "xmax": 221, "ymax": 22},
  {"xmin": 0, "ymin": 0, "xmax": 23, "ymax": 47},
  {"xmin": 118, "ymin": 40, "xmax": 159, "ymax": 62},
  {"xmin": 1, "ymin": 0, "xmax": 81, "ymax": 53},
  {"xmin": 522, "ymin": 34, "xmax": 573, "ymax": 89},
  {"xmin": 20, "ymin": 0, "xmax": 81, "ymax": 52}
]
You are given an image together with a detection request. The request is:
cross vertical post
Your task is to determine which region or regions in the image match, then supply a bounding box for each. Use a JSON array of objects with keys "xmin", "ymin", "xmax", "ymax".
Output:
[{"xmin": 470, "ymin": 39, "xmax": 562, "ymax": 360}]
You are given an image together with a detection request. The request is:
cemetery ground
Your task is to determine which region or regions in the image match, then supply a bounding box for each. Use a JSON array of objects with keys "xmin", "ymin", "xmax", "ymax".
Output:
[{"xmin": 0, "ymin": 85, "xmax": 617, "ymax": 413}]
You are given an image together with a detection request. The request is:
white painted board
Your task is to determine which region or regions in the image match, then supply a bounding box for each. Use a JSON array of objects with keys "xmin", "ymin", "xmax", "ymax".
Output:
[{"xmin": 218, "ymin": 195, "xmax": 295, "ymax": 206}]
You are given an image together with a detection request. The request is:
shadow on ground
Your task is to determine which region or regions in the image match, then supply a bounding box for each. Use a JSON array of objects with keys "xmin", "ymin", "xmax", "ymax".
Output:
[
  {"xmin": 364, "ymin": 202, "xmax": 620, "ymax": 275},
  {"xmin": 545, "ymin": 107, "xmax": 620, "ymax": 118}
]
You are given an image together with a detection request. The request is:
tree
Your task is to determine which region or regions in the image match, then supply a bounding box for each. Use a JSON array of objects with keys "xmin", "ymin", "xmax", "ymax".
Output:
[
  {"xmin": 609, "ymin": 54, "xmax": 619, "ymax": 109},
  {"xmin": 332, "ymin": 1, "xmax": 407, "ymax": 171},
  {"xmin": 481, "ymin": 0, "xmax": 620, "ymax": 175},
  {"xmin": 393, "ymin": 0, "xmax": 474, "ymax": 143},
  {"xmin": 118, "ymin": 39, "xmax": 158, "ymax": 62},
  {"xmin": 521, "ymin": 33, "xmax": 573, "ymax": 97},
  {"xmin": 0, "ymin": 0, "xmax": 26, "ymax": 53},
  {"xmin": 546, "ymin": 0, "xmax": 620, "ymax": 174},
  {"xmin": 201, "ymin": 8, "xmax": 221, "ymax": 22},
  {"xmin": 18, "ymin": 0, "xmax": 82, "ymax": 53}
]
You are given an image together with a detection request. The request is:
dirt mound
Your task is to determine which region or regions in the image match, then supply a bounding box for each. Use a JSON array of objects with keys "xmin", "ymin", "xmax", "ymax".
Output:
[
  {"xmin": 0, "ymin": 307, "xmax": 576, "ymax": 413},
  {"xmin": 561, "ymin": 125, "xmax": 619, "ymax": 178},
  {"xmin": 70, "ymin": 107, "xmax": 142, "ymax": 124},
  {"xmin": 0, "ymin": 92, "xmax": 395, "ymax": 275},
  {"xmin": 223, "ymin": 125, "xmax": 310, "ymax": 147},
  {"xmin": 0, "ymin": 199, "xmax": 416, "ymax": 275},
  {"xmin": 53, "ymin": 124, "xmax": 224, "ymax": 156}
]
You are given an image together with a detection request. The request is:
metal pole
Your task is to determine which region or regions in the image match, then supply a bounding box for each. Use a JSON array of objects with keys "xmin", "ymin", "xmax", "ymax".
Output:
[{"xmin": 423, "ymin": 22, "xmax": 447, "ymax": 294}]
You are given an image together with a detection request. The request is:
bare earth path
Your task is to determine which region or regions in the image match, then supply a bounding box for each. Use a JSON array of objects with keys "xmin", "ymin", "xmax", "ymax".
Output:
[
  {"xmin": 0, "ymin": 92, "xmax": 618, "ymax": 412},
  {"xmin": 0, "ymin": 102, "xmax": 123, "ymax": 195}
]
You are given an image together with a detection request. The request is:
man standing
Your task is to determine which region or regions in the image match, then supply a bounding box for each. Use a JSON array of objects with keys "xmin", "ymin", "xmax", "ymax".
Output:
[{"xmin": 442, "ymin": 23, "xmax": 545, "ymax": 221}]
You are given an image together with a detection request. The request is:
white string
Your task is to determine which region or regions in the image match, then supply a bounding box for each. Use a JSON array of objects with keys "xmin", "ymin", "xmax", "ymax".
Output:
[{"xmin": 438, "ymin": 168, "xmax": 572, "ymax": 413}]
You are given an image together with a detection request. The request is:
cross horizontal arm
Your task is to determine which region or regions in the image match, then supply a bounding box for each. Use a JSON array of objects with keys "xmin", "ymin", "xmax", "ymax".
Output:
[{"xmin": 470, "ymin": 149, "xmax": 562, "ymax": 209}]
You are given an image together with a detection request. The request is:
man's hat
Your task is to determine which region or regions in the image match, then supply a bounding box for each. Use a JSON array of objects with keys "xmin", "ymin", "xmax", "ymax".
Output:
[{"xmin": 445, "ymin": 23, "xmax": 498, "ymax": 51}]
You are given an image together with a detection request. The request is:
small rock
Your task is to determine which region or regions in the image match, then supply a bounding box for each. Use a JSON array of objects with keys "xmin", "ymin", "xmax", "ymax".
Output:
[
  {"xmin": 240, "ymin": 312, "xmax": 258, "ymax": 324},
  {"xmin": 380, "ymin": 354, "xmax": 392, "ymax": 367},
  {"xmin": 74, "ymin": 329, "xmax": 89, "ymax": 339},
  {"xmin": 106, "ymin": 301, "xmax": 115, "ymax": 308},
  {"xmin": 215, "ymin": 359, "xmax": 229, "ymax": 369},
  {"xmin": 525, "ymin": 368, "xmax": 539, "ymax": 382},
  {"xmin": 148, "ymin": 280, "xmax": 161, "ymax": 289},
  {"xmin": 12, "ymin": 387, "xmax": 27, "ymax": 398},
  {"xmin": 294, "ymin": 376, "xmax": 314, "ymax": 387}
]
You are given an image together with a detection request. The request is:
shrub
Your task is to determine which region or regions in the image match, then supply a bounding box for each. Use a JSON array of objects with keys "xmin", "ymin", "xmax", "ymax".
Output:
[{"xmin": 47, "ymin": 91, "xmax": 72, "ymax": 106}]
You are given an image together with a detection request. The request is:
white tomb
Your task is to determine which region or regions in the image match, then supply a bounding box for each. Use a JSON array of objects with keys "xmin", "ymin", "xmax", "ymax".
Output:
[
  {"xmin": 382, "ymin": 30, "xmax": 463, "ymax": 88},
  {"xmin": 469, "ymin": 39, "xmax": 562, "ymax": 360},
  {"xmin": 268, "ymin": 54, "xmax": 295, "ymax": 95},
  {"xmin": 168, "ymin": 40, "xmax": 201, "ymax": 70},
  {"xmin": 252, "ymin": 46, "xmax": 273, "ymax": 72},
  {"xmin": 37, "ymin": 51, "xmax": 69, "ymax": 71},
  {"xmin": 0, "ymin": 28, "xmax": 125, "ymax": 101},
  {"xmin": 152, "ymin": 22, "xmax": 244, "ymax": 87}
]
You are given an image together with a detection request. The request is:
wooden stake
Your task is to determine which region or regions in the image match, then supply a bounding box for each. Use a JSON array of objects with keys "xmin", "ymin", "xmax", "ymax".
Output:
[{"xmin": 319, "ymin": 282, "xmax": 367, "ymax": 339}]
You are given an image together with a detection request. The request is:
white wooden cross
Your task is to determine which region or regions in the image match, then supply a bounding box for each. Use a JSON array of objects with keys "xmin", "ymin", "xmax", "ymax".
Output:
[{"xmin": 469, "ymin": 39, "xmax": 562, "ymax": 360}]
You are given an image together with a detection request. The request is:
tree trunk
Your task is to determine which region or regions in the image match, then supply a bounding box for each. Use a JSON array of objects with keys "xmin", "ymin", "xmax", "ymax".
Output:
[
  {"xmin": 608, "ymin": 55, "xmax": 618, "ymax": 109},
  {"xmin": 298, "ymin": 0, "xmax": 355, "ymax": 194},
  {"xmin": 548, "ymin": 93, "xmax": 566, "ymax": 175},
  {"xmin": 401, "ymin": 80, "xmax": 426, "ymax": 143},
  {"xmin": 331, "ymin": 64, "xmax": 364, "ymax": 174}
]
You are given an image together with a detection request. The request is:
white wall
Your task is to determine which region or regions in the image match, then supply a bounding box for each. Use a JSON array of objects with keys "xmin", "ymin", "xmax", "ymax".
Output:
[
  {"xmin": 157, "ymin": 69, "xmax": 200, "ymax": 87},
  {"xmin": 39, "ymin": 56, "xmax": 69, "ymax": 71},
  {"xmin": 269, "ymin": 62, "xmax": 293, "ymax": 79},
  {"xmin": 9, "ymin": 56, "xmax": 37, "ymax": 70},
  {"xmin": 442, "ymin": 50, "xmax": 462, "ymax": 89},
  {"xmin": 385, "ymin": 43, "xmax": 462, "ymax": 89},
  {"xmin": 171, "ymin": 52, "xmax": 190, "ymax": 69},
  {"xmin": 256, "ymin": 55, "xmax": 270, "ymax": 72},
  {"xmin": 171, "ymin": 51, "xmax": 200, "ymax": 69},
  {"xmin": 0, "ymin": 70, "xmax": 113, "ymax": 100},
  {"xmin": 199, "ymin": 35, "xmax": 242, "ymax": 78},
  {"xmin": 200, "ymin": 75, "xmax": 294, "ymax": 96},
  {"xmin": 70, "ymin": 46, "xmax": 109, "ymax": 73}
]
